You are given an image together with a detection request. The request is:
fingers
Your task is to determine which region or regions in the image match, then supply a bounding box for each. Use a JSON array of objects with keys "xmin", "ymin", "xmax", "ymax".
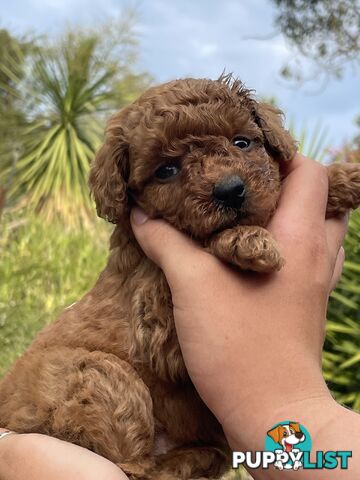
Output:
[
  {"xmin": 329, "ymin": 247, "xmax": 345, "ymax": 292},
  {"xmin": 270, "ymin": 153, "xmax": 329, "ymax": 236},
  {"xmin": 130, "ymin": 207, "xmax": 206, "ymax": 287}
]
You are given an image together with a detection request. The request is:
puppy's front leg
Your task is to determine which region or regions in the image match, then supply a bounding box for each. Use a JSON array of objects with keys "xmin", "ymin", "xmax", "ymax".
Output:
[{"xmin": 207, "ymin": 225, "xmax": 284, "ymax": 273}]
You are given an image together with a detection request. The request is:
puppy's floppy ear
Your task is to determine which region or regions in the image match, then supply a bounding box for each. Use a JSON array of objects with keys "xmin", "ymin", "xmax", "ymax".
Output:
[
  {"xmin": 252, "ymin": 102, "xmax": 297, "ymax": 163},
  {"xmin": 289, "ymin": 422, "xmax": 301, "ymax": 433},
  {"xmin": 267, "ymin": 425, "xmax": 282, "ymax": 444},
  {"xmin": 89, "ymin": 134, "xmax": 129, "ymax": 224}
]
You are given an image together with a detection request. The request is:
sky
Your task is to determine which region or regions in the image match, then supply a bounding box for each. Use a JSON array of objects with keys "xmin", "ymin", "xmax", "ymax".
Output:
[{"xmin": 1, "ymin": 0, "xmax": 359, "ymax": 152}]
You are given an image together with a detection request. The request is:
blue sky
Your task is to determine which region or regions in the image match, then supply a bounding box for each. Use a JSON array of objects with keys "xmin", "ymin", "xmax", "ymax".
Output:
[{"xmin": 2, "ymin": 0, "xmax": 359, "ymax": 151}]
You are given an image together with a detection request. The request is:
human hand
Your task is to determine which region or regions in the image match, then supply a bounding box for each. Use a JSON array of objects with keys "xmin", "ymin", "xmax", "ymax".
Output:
[
  {"xmin": 130, "ymin": 153, "xmax": 348, "ymax": 452},
  {"xmin": 0, "ymin": 428, "xmax": 128, "ymax": 480}
]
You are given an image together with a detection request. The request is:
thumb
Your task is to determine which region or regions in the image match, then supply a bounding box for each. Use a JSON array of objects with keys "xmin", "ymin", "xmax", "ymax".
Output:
[{"xmin": 130, "ymin": 207, "xmax": 204, "ymax": 283}]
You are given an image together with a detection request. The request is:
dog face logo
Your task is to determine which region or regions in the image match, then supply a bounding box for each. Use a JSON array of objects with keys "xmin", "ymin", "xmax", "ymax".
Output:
[
  {"xmin": 266, "ymin": 422, "xmax": 306, "ymax": 470},
  {"xmin": 267, "ymin": 422, "xmax": 305, "ymax": 453}
]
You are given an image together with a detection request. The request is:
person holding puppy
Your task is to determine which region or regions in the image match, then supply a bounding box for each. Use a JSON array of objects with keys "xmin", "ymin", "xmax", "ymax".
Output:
[{"xmin": 0, "ymin": 153, "xmax": 359, "ymax": 479}]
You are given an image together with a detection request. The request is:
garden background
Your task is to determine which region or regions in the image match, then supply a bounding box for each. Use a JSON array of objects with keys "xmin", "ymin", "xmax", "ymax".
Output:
[{"xmin": 0, "ymin": 0, "xmax": 359, "ymax": 435}]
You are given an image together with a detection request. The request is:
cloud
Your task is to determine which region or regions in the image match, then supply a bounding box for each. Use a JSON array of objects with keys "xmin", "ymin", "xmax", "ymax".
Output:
[
  {"xmin": 1, "ymin": 0, "xmax": 358, "ymax": 147},
  {"xmin": 30, "ymin": 0, "xmax": 73, "ymax": 10}
]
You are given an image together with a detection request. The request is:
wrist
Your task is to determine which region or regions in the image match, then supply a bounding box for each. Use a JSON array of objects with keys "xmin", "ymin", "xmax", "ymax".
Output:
[{"xmin": 219, "ymin": 367, "xmax": 333, "ymax": 451}]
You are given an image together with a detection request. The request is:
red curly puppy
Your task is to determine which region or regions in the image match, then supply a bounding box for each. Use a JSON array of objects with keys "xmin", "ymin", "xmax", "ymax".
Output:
[{"xmin": 0, "ymin": 75, "xmax": 359, "ymax": 480}]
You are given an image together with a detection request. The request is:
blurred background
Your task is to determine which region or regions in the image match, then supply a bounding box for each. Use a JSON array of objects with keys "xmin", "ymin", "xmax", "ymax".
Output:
[{"xmin": 0, "ymin": 0, "xmax": 359, "ymax": 438}]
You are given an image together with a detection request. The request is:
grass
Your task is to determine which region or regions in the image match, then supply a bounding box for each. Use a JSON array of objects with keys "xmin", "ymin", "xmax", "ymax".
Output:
[{"xmin": 0, "ymin": 209, "xmax": 108, "ymax": 376}]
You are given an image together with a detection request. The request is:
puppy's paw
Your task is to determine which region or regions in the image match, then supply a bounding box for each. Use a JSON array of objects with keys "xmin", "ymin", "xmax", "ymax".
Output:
[
  {"xmin": 208, "ymin": 226, "xmax": 284, "ymax": 273},
  {"xmin": 274, "ymin": 460, "xmax": 284, "ymax": 470},
  {"xmin": 327, "ymin": 163, "xmax": 360, "ymax": 217},
  {"xmin": 117, "ymin": 459, "xmax": 154, "ymax": 480},
  {"xmin": 244, "ymin": 233, "xmax": 284, "ymax": 273}
]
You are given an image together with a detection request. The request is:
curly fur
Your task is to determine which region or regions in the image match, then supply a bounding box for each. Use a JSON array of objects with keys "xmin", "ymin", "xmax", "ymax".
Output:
[{"xmin": 0, "ymin": 75, "xmax": 359, "ymax": 480}]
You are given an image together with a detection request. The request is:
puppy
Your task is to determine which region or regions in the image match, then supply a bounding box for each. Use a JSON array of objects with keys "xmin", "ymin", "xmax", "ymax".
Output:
[{"xmin": 0, "ymin": 75, "xmax": 359, "ymax": 480}]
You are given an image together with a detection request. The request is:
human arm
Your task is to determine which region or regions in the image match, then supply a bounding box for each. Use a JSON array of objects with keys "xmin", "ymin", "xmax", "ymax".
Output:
[
  {"xmin": 130, "ymin": 153, "xmax": 360, "ymax": 479},
  {"xmin": 0, "ymin": 428, "xmax": 128, "ymax": 480}
]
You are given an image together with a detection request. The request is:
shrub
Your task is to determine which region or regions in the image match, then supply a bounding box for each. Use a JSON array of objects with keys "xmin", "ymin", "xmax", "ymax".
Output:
[{"xmin": 325, "ymin": 209, "xmax": 360, "ymax": 411}]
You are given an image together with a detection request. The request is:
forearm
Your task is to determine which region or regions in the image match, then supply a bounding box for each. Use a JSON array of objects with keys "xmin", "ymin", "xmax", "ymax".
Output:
[{"xmin": 0, "ymin": 431, "xmax": 127, "ymax": 480}]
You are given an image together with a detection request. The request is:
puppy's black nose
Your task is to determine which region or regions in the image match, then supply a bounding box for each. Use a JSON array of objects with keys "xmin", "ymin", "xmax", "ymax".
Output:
[
  {"xmin": 213, "ymin": 175, "xmax": 246, "ymax": 209},
  {"xmin": 295, "ymin": 432, "xmax": 304, "ymax": 439}
]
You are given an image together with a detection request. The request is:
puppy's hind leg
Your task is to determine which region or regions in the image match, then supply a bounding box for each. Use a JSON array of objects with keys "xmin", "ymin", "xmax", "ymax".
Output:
[
  {"xmin": 0, "ymin": 347, "xmax": 155, "ymax": 474},
  {"xmin": 51, "ymin": 350, "xmax": 155, "ymax": 468},
  {"xmin": 327, "ymin": 163, "xmax": 360, "ymax": 217}
]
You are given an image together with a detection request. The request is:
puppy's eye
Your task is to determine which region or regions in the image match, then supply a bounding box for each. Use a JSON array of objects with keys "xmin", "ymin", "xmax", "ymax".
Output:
[
  {"xmin": 233, "ymin": 136, "xmax": 252, "ymax": 150},
  {"xmin": 154, "ymin": 164, "xmax": 180, "ymax": 181},
  {"xmin": 283, "ymin": 432, "xmax": 288, "ymax": 437}
]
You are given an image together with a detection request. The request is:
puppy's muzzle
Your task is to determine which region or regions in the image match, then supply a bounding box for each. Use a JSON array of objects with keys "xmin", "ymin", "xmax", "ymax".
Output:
[{"xmin": 213, "ymin": 175, "xmax": 246, "ymax": 209}]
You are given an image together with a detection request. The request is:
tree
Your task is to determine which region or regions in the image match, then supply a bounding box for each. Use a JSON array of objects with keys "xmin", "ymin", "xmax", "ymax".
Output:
[
  {"xmin": 0, "ymin": 29, "xmax": 34, "ymax": 208},
  {"xmin": 0, "ymin": 13, "xmax": 151, "ymax": 226},
  {"xmin": 270, "ymin": 0, "xmax": 360, "ymax": 83},
  {"xmin": 0, "ymin": 29, "xmax": 32, "ymax": 138}
]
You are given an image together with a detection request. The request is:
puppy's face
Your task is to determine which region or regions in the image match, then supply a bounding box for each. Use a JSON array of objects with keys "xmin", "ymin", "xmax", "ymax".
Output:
[{"xmin": 89, "ymin": 77, "xmax": 296, "ymax": 240}]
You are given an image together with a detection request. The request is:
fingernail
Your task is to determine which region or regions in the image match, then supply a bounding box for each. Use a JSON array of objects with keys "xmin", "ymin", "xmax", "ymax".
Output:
[{"xmin": 131, "ymin": 207, "xmax": 149, "ymax": 225}]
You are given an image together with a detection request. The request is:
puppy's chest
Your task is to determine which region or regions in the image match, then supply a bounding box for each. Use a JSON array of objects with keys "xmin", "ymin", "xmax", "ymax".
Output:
[
  {"xmin": 153, "ymin": 431, "xmax": 180, "ymax": 455},
  {"xmin": 128, "ymin": 265, "xmax": 185, "ymax": 375},
  {"xmin": 128, "ymin": 262, "xmax": 172, "ymax": 322},
  {"xmin": 149, "ymin": 381, "xmax": 225, "ymax": 449}
]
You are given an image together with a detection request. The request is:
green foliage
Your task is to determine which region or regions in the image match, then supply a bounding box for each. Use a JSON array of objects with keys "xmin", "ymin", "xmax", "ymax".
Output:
[
  {"xmin": 290, "ymin": 121, "xmax": 328, "ymax": 162},
  {"xmin": 0, "ymin": 210, "xmax": 108, "ymax": 377},
  {"xmin": 271, "ymin": 0, "xmax": 360, "ymax": 82},
  {"xmin": 325, "ymin": 210, "xmax": 360, "ymax": 411},
  {"xmin": 0, "ymin": 29, "xmax": 34, "ymax": 171},
  {"xmin": 7, "ymin": 32, "xmax": 114, "ymax": 225},
  {"xmin": 0, "ymin": 18, "xmax": 151, "ymax": 226}
]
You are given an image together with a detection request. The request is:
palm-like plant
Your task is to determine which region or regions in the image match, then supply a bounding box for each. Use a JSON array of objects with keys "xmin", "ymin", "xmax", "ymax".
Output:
[
  {"xmin": 289, "ymin": 120, "xmax": 328, "ymax": 162},
  {"xmin": 0, "ymin": 29, "xmax": 32, "ymax": 207},
  {"xmin": 14, "ymin": 34, "xmax": 113, "ymax": 225},
  {"xmin": 325, "ymin": 209, "xmax": 360, "ymax": 410},
  {"xmin": 324, "ymin": 147, "xmax": 360, "ymax": 411},
  {"xmin": 1, "ymin": 18, "xmax": 151, "ymax": 226}
]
